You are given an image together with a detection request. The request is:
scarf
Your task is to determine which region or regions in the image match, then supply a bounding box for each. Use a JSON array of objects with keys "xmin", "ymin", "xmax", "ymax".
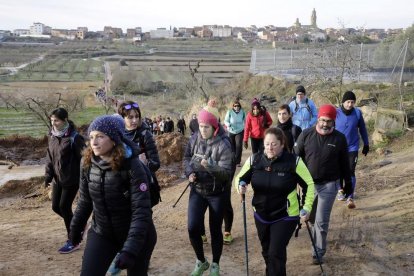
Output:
[
  {"xmin": 51, "ymin": 121, "xmax": 70, "ymax": 137},
  {"xmin": 277, "ymin": 118, "xmax": 293, "ymax": 131},
  {"xmin": 341, "ymin": 105, "xmax": 354, "ymax": 116}
]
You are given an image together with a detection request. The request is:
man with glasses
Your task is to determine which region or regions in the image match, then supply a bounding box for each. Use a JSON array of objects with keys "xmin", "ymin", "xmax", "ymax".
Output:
[{"xmin": 294, "ymin": 104, "xmax": 353, "ymax": 265}]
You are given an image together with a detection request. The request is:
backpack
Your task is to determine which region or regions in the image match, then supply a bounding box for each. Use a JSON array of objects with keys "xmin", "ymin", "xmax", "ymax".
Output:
[
  {"xmin": 292, "ymin": 98, "xmax": 312, "ymax": 117},
  {"xmin": 69, "ymin": 130, "xmax": 79, "ymax": 149}
]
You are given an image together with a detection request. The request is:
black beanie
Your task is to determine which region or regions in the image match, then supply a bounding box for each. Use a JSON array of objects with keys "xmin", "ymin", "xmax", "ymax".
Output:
[
  {"xmin": 342, "ymin": 91, "xmax": 356, "ymax": 103},
  {"xmin": 296, "ymin": 85, "xmax": 306, "ymax": 94}
]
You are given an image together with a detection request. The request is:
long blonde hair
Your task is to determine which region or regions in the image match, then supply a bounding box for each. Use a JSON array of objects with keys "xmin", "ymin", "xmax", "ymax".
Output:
[{"xmin": 82, "ymin": 144, "xmax": 125, "ymax": 171}]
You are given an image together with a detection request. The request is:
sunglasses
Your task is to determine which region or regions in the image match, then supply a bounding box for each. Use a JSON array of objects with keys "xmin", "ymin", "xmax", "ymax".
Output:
[{"xmin": 124, "ymin": 103, "xmax": 139, "ymax": 110}]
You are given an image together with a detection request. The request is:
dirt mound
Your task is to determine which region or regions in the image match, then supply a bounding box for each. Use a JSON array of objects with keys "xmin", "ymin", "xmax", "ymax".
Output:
[
  {"xmin": 0, "ymin": 176, "xmax": 48, "ymax": 201},
  {"xmin": 0, "ymin": 135, "xmax": 48, "ymax": 165},
  {"xmin": 154, "ymin": 132, "xmax": 188, "ymax": 188}
]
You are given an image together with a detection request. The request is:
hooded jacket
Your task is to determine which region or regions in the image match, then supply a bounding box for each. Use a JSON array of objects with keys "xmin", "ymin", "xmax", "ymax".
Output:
[
  {"xmin": 243, "ymin": 111, "xmax": 273, "ymax": 141},
  {"xmin": 288, "ymin": 98, "xmax": 318, "ymax": 130}
]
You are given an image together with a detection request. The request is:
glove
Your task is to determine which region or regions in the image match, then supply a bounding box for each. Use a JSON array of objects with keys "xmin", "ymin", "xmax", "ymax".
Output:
[
  {"xmin": 243, "ymin": 141, "xmax": 248, "ymax": 149},
  {"xmin": 69, "ymin": 231, "xmax": 82, "ymax": 246},
  {"xmin": 362, "ymin": 145, "xmax": 369, "ymax": 156},
  {"xmin": 44, "ymin": 181, "xmax": 50, "ymax": 188},
  {"xmin": 115, "ymin": 251, "xmax": 136, "ymax": 270},
  {"xmin": 343, "ymin": 180, "xmax": 353, "ymax": 198},
  {"xmin": 239, "ymin": 181, "xmax": 247, "ymax": 194}
]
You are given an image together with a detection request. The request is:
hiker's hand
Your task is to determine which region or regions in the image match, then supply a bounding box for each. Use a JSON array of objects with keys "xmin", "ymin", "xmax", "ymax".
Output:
[
  {"xmin": 69, "ymin": 231, "xmax": 82, "ymax": 246},
  {"xmin": 200, "ymin": 159, "xmax": 209, "ymax": 168},
  {"xmin": 362, "ymin": 145, "xmax": 369, "ymax": 156},
  {"xmin": 189, "ymin": 173, "xmax": 197, "ymax": 183},
  {"xmin": 115, "ymin": 251, "xmax": 136, "ymax": 269},
  {"xmin": 299, "ymin": 209, "xmax": 309, "ymax": 222},
  {"xmin": 243, "ymin": 141, "xmax": 248, "ymax": 149},
  {"xmin": 239, "ymin": 181, "xmax": 247, "ymax": 194},
  {"xmin": 44, "ymin": 181, "xmax": 50, "ymax": 188}
]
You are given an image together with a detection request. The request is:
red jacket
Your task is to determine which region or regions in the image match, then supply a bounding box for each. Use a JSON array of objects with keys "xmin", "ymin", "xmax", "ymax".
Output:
[{"xmin": 243, "ymin": 111, "xmax": 273, "ymax": 141}]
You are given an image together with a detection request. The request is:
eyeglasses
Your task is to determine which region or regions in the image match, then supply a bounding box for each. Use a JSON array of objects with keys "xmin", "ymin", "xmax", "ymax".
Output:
[
  {"xmin": 124, "ymin": 103, "xmax": 139, "ymax": 110},
  {"xmin": 318, "ymin": 118, "xmax": 334, "ymax": 124}
]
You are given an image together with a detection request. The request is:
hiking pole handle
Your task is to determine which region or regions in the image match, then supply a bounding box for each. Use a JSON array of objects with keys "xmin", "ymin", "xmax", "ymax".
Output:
[{"xmin": 172, "ymin": 182, "xmax": 192, "ymax": 208}]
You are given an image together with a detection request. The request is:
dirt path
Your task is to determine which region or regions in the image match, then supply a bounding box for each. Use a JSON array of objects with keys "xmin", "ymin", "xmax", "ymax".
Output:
[{"xmin": 0, "ymin": 146, "xmax": 413, "ymax": 275}]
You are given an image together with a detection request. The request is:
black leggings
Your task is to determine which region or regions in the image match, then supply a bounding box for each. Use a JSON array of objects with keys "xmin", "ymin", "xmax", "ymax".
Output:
[
  {"xmin": 255, "ymin": 217, "xmax": 298, "ymax": 276},
  {"xmin": 51, "ymin": 183, "xmax": 78, "ymax": 238},
  {"xmin": 229, "ymin": 131, "xmax": 244, "ymax": 165},
  {"xmin": 250, "ymin": 137, "xmax": 264, "ymax": 154},
  {"xmin": 81, "ymin": 225, "xmax": 157, "ymax": 276}
]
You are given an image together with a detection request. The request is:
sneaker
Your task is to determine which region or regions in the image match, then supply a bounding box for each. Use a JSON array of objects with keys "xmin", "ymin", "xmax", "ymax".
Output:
[
  {"xmin": 209, "ymin": 262, "xmax": 220, "ymax": 276},
  {"xmin": 201, "ymin": 235, "xmax": 208, "ymax": 244},
  {"xmin": 347, "ymin": 198, "xmax": 356, "ymax": 209},
  {"xmin": 107, "ymin": 253, "xmax": 121, "ymax": 276},
  {"xmin": 312, "ymin": 256, "xmax": 324, "ymax": 265},
  {"xmin": 191, "ymin": 259, "xmax": 210, "ymax": 276},
  {"xmin": 337, "ymin": 190, "xmax": 346, "ymax": 201},
  {"xmin": 58, "ymin": 240, "xmax": 80, "ymax": 254},
  {"xmin": 223, "ymin": 232, "xmax": 233, "ymax": 245}
]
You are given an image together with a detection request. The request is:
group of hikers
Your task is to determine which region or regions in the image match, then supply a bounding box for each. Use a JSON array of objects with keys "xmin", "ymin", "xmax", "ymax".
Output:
[{"xmin": 45, "ymin": 85, "xmax": 369, "ymax": 276}]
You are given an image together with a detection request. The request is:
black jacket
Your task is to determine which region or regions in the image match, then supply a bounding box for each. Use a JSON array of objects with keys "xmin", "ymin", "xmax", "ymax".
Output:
[
  {"xmin": 124, "ymin": 122, "xmax": 160, "ymax": 172},
  {"xmin": 277, "ymin": 119, "xmax": 302, "ymax": 152},
  {"xmin": 70, "ymin": 149, "xmax": 154, "ymax": 257},
  {"xmin": 294, "ymin": 126, "xmax": 352, "ymax": 185},
  {"xmin": 189, "ymin": 118, "xmax": 199, "ymax": 134},
  {"xmin": 45, "ymin": 124, "xmax": 85, "ymax": 187}
]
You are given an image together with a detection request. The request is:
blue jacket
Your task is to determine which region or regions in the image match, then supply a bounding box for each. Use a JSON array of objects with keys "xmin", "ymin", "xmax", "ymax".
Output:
[
  {"xmin": 224, "ymin": 109, "xmax": 246, "ymax": 134},
  {"xmin": 336, "ymin": 107, "xmax": 369, "ymax": 152},
  {"xmin": 288, "ymin": 98, "xmax": 318, "ymax": 130}
]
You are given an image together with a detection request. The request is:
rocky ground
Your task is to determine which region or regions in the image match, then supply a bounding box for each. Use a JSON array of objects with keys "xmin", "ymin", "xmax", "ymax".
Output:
[{"xmin": 0, "ymin": 132, "xmax": 413, "ymax": 275}]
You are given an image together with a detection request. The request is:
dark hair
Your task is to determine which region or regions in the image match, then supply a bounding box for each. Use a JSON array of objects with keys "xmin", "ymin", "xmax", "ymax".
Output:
[
  {"xmin": 264, "ymin": 127, "xmax": 289, "ymax": 152},
  {"xmin": 49, "ymin": 107, "xmax": 68, "ymax": 121},
  {"xmin": 278, "ymin": 104, "xmax": 291, "ymax": 115},
  {"xmin": 233, "ymin": 100, "xmax": 242, "ymax": 109},
  {"xmin": 118, "ymin": 101, "xmax": 141, "ymax": 119}
]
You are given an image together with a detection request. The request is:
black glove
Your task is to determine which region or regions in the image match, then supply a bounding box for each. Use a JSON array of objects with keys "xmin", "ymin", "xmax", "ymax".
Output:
[
  {"xmin": 343, "ymin": 181, "xmax": 353, "ymax": 198},
  {"xmin": 362, "ymin": 145, "xmax": 369, "ymax": 156},
  {"xmin": 115, "ymin": 251, "xmax": 136, "ymax": 270},
  {"xmin": 69, "ymin": 231, "xmax": 82, "ymax": 246},
  {"xmin": 44, "ymin": 181, "xmax": 50, "ymax": 188},
  {"xmin": 44, "ymin": 177, "xmax": 52, "ymax": 188}
]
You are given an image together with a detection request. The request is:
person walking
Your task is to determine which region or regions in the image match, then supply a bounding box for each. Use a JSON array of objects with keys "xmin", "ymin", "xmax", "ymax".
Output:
[
  {"xmin": 335, "ymin": 91, "xmax": 370, "ymax": 209},
  {"xmin": 224, "ymin": 99, "xmax": 246, "ymax": 167},
  {"xmin": 288, "ymin": 85, "xmax": 318, "ymax": 130},
  {"xmin": 276, "ymin": 104, "xmax": 302, "ymax": 152},
  {"xmin": 294, "ymin": 104, "xmax": 353, "ymax": 265},
  {"xmin": 183, "ymin": 100, "xmax": 234, "ymax": 276},
  {"xmin": 234, "ymin": 127, "xmax": 315, "ymax": 276},
  {"xmin": 45, "ymin": 107, "xmax": 86, "ymax": 254},
  {"xmin": 177, "ymin": 115, "xmax": 187, "ymax": 135},
  {"xmin": 189, "ymin": 114, "xmax": 199, "ymax": 136},
  {"xmin": 164, "ymin": 117, "xmax": 174, "ymax": 133},
  {"xmin": 243, "ymin": 98, "xmax": 273, "ymax": 154},
  {"xmin": 69, "ymin": 115, "xmax": 157, "ymax": 276}
]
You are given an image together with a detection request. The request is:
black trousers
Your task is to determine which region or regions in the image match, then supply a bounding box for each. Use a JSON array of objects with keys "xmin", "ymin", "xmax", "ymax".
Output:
[
  {"xmin": 51, "ymin": 182, "xmax": 78, "ymax": 238},
  {"xmin": 229, "ymin": 130, "xmax": 244, "ymax": 165},
  {"xmin": 81, "ymin": 225, "xmax": 157, "ymax": 276},
  {"xmin": 255, "ymin": 217, "xmax": 298, "ymax": 276},
  {"xmin": 250, "ymin": 137, "xmax": 264, "ymax": 154}
]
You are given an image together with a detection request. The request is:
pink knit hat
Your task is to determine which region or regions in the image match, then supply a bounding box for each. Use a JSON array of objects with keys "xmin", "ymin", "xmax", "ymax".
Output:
[{"xmin": 198, "ymin": 98, "xmax": 220, "ymax": 130}]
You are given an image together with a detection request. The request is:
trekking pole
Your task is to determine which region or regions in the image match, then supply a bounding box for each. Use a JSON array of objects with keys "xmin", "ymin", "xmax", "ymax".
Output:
[
  {"xmin": 242, "ymin": 193, "xmax": 249, "ymax": 276},
  {"xmin": 172, "ymin": 182, "xmax": 192, "ymax": 208},
  {"xmin": 304, "ymin": 220, "xmax": 326, "ymax": 276}
]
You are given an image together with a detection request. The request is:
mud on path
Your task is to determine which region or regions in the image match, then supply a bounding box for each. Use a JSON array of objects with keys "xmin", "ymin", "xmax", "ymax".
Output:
[{"xmin": 0, "ymin": 134, "xmax": 414, "ymax": 275}]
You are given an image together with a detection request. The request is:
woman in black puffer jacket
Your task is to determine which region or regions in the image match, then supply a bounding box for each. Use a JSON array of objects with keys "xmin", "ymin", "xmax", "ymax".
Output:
[
  {"xmin": 70, "ymin": 115, "xmax": 156, "ymax": 276},
  {"xmin": 45, "ymin": 107, "xmax": 86, "ymax": 254}
]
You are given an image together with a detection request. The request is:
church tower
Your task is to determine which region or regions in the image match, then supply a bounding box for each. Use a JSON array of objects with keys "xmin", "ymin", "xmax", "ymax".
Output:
[{"xmin": 311, "ymin": 8, "xmax": 317, "ymax": 28}]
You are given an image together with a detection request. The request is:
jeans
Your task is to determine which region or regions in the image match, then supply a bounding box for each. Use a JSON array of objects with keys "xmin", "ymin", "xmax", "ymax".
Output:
[
  {"xmin": 312, "ymin": 180, "xmax": 338, "ymax": 257},
  {"xmin": 51, "ymin": 182, "xmax": 78, "ymax": 238},
  {"xmin": 229, "ymin": 130, "xmax": 244, "ymax": 165},
  {"xmin": 188, "ymin": 188, "xmax": 226, "ymax": 263},
  {"xmin": 255, "ymin": 217, "xmax": 298, "ymax": 276},
  {"xmin": 81, "ymin": 225, "xmax": 156, "ymax": 276}
]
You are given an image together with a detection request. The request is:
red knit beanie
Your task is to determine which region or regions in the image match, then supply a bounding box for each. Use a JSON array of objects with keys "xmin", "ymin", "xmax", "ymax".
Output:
[
  {"xmin": 318, "ymin": 104, "xmax": 337, "ymax": 120},
  {"xmin": 198, "ymin": 98, "xmax": 219, "ymax": 130}
]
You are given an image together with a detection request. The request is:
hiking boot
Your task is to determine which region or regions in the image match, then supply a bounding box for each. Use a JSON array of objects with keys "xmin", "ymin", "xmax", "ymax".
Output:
[
  {"xmin": 209, "ymin": 262, "xmax": 220, "ymax": 276},
  {"xmin": 201, "ymin": 235, "xmax": 208, "ymax": 244},
  {"xmin": 107, "ymin": 253, "xmax": 121, "ymax": 276},
  {"xmin": 58, "ymin": 240, "xmax": 80, "ymax": 254},
  {"xmin": 347, "ymin": 198, "xmax": 356, "ymax": 209},
  {"xmin": 191, "ymin": 259, "xmax": 210, "ymax": 276},
  {"xmin": 337, "ymin": 190, "xmax": 346, "ymax": 201},
  {"xmin": 223, "ymin": 232, "xmax": 233, "ymax": 245},
  {"xmin": 312, "ymin": 256, "xmax": 324, "ymax": 265}
]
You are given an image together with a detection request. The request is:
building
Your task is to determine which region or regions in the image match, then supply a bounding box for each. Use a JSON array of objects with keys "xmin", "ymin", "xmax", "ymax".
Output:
[
  {"xmin": 127, "ymin": 28, "xmax": 137, "ymax": 38},
  {"xmin": 103, "ymin": 26, "xmax": 123, "ymax": 39},
  {"xmin": 13, "ymin": 29, "xmax": 30, "ymax": 36},
  {"xmin": 30, "ymin": 22, "xmax": 51, "ymax": 35},
  {"xmin": 210, "ymin": 25, "xmax": 232, "ymax": 37},
  {"xmin": 150, "ymin": 28, "xmax": 174, "ymax": 39}
]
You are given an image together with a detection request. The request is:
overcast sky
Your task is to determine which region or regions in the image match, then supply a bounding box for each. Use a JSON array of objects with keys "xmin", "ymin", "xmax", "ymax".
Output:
[{"xmin": 1, "ymin": 0, "xmax": 413, "ymax": 32}]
